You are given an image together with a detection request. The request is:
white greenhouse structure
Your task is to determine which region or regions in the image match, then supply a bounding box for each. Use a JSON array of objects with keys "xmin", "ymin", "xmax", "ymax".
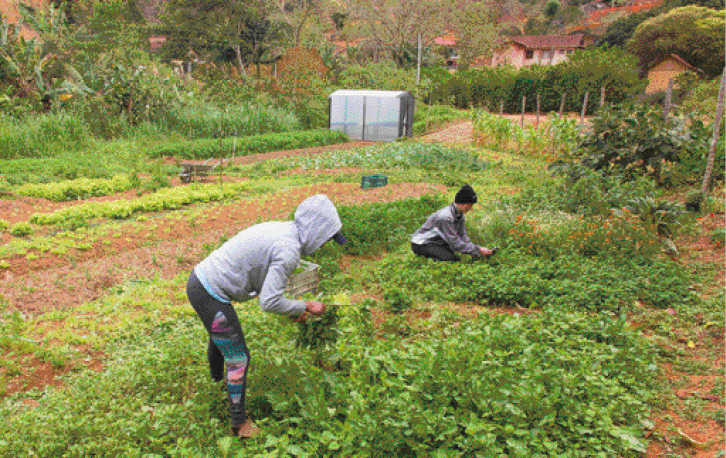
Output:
[{"xmin": 328, "ymin": 90, "xmax": 415, "ymax": 142}]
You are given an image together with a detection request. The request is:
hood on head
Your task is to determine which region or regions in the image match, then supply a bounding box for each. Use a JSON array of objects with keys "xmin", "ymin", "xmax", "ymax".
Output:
[{"xmin": 294, "ymin": 194, "xmax": 343, "ymax": 256}]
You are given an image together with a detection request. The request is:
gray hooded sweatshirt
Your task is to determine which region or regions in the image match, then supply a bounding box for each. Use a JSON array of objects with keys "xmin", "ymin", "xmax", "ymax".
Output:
[
  {"xmin": 194, "ymin": 194, "xmax": 342, "ymax": 316},
  {"xmin": 410, "ymin": 203, "xmax": 481, "ymax": 256}
]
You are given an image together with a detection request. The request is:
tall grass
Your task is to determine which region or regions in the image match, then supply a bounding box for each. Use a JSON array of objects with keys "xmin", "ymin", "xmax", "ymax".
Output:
[
  {"xmin": 165, "ymin": 102, "xmax": 302, "ymax": 139},
  {"xmin": 0, "ymin": 112, "xmax": 93, "ymax": 159},
  {"xmin": 472, "ymin": 110, "xmax": 582, "ymax": 160}
]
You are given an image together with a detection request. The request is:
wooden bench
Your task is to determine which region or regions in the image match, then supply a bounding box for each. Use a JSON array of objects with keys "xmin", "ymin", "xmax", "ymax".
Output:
[{"xmin": 179, "ymin": 159, "xmax": 223, "ymax": 183}]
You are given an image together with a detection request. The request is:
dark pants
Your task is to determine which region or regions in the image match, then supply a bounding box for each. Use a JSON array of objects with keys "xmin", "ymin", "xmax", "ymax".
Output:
[
  {"xmin": 187, "ymin": 271, "xmax": 251, "ymax": 427},
  {"xmin": 411, "ymin": 242, "xmax": 460, "ymax": 262}
]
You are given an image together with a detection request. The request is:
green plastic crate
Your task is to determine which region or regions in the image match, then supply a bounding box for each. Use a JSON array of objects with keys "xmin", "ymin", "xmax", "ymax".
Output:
[{"xmin": 361, "ymin": 174, "xmax": 388, "ymax": 189}]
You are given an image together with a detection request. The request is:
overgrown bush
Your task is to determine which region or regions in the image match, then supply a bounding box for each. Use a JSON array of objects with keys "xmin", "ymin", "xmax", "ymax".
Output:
[{"xmin": 575, "ymin": 104, "xmax": 724, "ymax": 186}]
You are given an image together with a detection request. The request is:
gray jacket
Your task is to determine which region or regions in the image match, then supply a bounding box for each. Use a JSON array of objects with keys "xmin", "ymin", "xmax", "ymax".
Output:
[
  {"xmin": 410, "ymin": 203, "xmax": 481, "ymax": 256},
  {"xmin": 194, "ymin": 194, "xmax": 342, "ymax": 316}
]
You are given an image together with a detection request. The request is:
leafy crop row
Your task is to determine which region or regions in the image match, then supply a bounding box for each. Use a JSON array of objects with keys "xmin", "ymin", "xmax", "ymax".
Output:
[
  {"xmin": 0, "ymin": 307, "xmax": 658, "ymax": 458},
  {"xmin": 29, "ymin": 182, "xmax": 248, "ymax": 228},
  {"xmin": 147, "ymin": 129, "xmax": 349, "ymax": 160},
  {"xmin": 375, "ymin": 250, "xmax": 694, "ymax": 312},
  {"xmin": 289, "ymin": 142, "xmax": 486, "ymax": 172},
  {"xmin": 14, "ymin": 175, "xmax": 134, "ymax": 201}
]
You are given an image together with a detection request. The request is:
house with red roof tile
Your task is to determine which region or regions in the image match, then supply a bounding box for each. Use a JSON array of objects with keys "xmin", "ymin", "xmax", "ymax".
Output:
[{"xmin": 492, "ymin": 33, "xmax": 595, "ymax": 68}]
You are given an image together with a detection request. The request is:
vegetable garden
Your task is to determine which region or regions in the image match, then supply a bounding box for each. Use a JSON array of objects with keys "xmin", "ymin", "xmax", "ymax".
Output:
[{"xmin": 0, "ymin": 105, "xmax": 723, "ymax": 458}]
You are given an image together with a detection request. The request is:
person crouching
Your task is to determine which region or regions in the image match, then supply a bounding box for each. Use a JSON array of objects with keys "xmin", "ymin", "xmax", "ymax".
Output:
[{"xmin": 410, "ymin": 184, "xmax": 494, "ymax": 262}]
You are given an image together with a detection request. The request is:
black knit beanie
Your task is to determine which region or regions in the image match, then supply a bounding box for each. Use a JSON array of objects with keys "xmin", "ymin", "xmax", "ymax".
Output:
[{"xmin": 454, "ymin": 185, "xmax": 477, "ymax": 204}]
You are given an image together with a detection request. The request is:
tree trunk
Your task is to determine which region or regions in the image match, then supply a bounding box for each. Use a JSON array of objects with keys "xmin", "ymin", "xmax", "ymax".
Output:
[
  {"xmin": 701, "ymin": 70, "xmax": 726, "ymax": 194},
  {"xmin": 521, "ymin": 95, "xmax": 526, "ymax": 128},
  {"xmin": 234, "ymin": 44, "xmax": 247, "ymax": 77},
  {"xmin": 580, "ymin": 91, "xmax": 589, "ymax": 124},
  {"xmin": 664, "ymin": 78, "xmax": 674, "ymax": 116},
  {"xmin": 559, "ymin": 92, "xmax": 566, "ymax": 115}
]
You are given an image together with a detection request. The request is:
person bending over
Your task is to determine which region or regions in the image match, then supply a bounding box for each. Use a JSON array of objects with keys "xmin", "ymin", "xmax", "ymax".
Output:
[{"xmin": 186, "ymin": 194, "xmax": 346, "ymax": 438}]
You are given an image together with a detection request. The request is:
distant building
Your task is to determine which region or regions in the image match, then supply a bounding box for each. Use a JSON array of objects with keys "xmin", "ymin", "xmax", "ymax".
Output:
[
  {"xmin": 492, "ymin": 34, "xmax": 595, "ymax": 68},
  {"xmin": 645, "ymin": 54, "xmax": 703, "ymax": 94}
]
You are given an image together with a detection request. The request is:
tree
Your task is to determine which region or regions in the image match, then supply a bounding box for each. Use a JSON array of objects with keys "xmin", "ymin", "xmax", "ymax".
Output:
[
  {"xmin": 544, "ymin": 0, "xmax": 560, "ymax": 18},
  {"xmin": 559, "ymin": 47, "xmax": 644, "ymax": 105},
  {"xmin": 597, "ymin": 10, "xmax": 658, "ymax": 48},
  {"xmin": 335, "ymin": 0, "xmax": 444, "ymax": 68},
  {"xmin": 267, "ymin": 0, "xmax": 319, "ymax": 47},
  {"xmin": 331, "ymin": 12, "xmax": 347, "ymax": 29},
  {"xmin": 627, "ymin": 6, "xmax": 725, "ymax": 77},
  {"xmin": 442, "ymin": 0, "xmax": 502, "ymax": 69}
]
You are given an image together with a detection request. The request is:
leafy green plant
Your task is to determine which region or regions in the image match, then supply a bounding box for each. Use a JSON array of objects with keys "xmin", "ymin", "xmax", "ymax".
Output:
[
  {"xmin": 13, "ymin": 174, "xmax": 133, "ymax": 201},
  {"xmin": 290, "ymin": 142, "xmax": 486, "ymax": 172},
  {"xmin": 295, "ymin": 306, "xmax": 339, "ymax": 350},
  {"xmin": 29, "ymin": 182, "xmax": 248, "ymax": 227},
  {"xmin": 624, "ymin": 196, "xmax": 686, "ymax": 237},
  {"xmin": 0, "ymin": 310, "xmax": 660, "ymax": 458},
  {"xmin": 383, "ymin": 287, "xmax": 413, "ymax": 314},
  {"xmin": 8, "ymin": 221, "xmax": 33, "ymax": 237}
]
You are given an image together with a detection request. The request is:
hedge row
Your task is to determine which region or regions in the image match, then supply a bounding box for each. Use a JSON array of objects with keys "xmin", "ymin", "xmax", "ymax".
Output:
[
  {"xmin": 421, "ymin": 47, "xmax": 643, "ymax": 113},
  {"xmin": 147, "ymin": 129, "xmax": 349, "ymax": 160}
]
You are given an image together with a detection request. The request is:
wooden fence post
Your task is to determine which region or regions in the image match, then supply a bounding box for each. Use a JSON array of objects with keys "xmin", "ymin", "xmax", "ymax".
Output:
[
  {"xmin": 580, "ymin": 91, "xmax": 589, "ymax": 124},
  {"xmin": 664, "ymin": 78, "xmax": 674, "ymax": 116},
  {"xmin": 559, "ymin": 92, "xmax": 566, "ymax": 115},
  {"xmin": 521, "ymin": 95, "xmax": 526, "ymax": 128},
  {"xmin": 536, "ymin": 93, "xmax": 541, "ymax": 127}
]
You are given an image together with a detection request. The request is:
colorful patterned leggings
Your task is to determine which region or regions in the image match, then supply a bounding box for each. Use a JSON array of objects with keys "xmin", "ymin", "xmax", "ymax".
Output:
[{"xmin": 186, "ymin": 271, "xmax": 250, "ymax": 427}]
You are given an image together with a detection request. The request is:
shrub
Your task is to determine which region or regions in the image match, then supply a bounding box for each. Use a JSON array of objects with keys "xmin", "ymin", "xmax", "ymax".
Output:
[{"xmin": 575, "ymin": 104, "xmax": 717, "ymax": 186}]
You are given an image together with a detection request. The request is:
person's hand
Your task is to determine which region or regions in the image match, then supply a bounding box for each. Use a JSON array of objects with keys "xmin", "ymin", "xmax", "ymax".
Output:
[
  {"xmin": 305, "ymin": 301, "xmax": 326, "ymax": 316},
  {"xmin": 480, "ymin": 247, "xmax": 494, "ymax": 257}
]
